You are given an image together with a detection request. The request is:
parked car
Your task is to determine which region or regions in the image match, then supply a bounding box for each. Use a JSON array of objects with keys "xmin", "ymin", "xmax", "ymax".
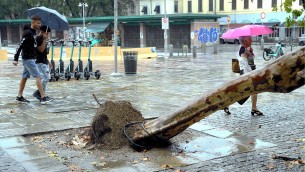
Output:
[
  {"xmin": 219, "ymin": 28, "xmax": 240, "ymax": 44},
  {"xmin": 219, "ymin": 37, "xmax": 240, "ymax": 44},
  {"xmin": 299, "ymin": 34, "xmax": 305, "ymax": 46}
]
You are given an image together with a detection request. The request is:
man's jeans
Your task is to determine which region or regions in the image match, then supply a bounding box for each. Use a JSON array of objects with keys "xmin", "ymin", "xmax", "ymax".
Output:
[
  {"xmin": 22, "ymin": 59, "xmax": 41, "ymax": 78},
  {"xmin": 37, "ymin": 63, "xmax": 50, "ymax": 91}
]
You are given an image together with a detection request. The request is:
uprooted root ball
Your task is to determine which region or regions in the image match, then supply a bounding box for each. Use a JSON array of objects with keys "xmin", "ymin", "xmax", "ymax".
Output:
[{"xmin": 90, "ymin": 101, "xmax": 145, "ymax": 149}]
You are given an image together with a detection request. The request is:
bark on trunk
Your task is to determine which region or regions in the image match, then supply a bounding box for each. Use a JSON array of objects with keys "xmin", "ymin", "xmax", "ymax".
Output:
[{"xmin": 131, "ymin": 47, "xmax": 305, "ymax": 143}]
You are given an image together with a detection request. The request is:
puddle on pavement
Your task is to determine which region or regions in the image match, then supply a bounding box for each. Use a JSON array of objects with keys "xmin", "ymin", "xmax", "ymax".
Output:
[{"xmin": 178, "ymin": 132, "xmax": 277, "ymax": 161}]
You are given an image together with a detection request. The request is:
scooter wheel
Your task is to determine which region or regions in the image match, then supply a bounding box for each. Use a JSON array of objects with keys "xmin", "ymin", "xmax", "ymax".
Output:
[
  {"xmin": 84, "ymin": 71, "xmax": 90, "ymax": 80},
  {"xmin": 95, "ymin": 70, "xmax": 101, "ymax": 80},
  {"xmin": 75, "ymin": 72, "xmax": 80, "ymax": 80},
  {"xmin": 49, "ymin": 76, "xmax": 54, "ymax": 82},
  {"xmin": 65, "ymin": 72, "xmax": 71, "ymax": 81},
  {"xmin": 96, "ymin": 73, "xmax": 101, "ymax": 80},
  {"xmin": 55, "ymin": 72, "xmax": 60, "ymax": 81}
]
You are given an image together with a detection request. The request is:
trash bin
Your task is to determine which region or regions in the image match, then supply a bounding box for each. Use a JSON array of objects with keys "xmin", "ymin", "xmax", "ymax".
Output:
[{"xmin": 123, "ymin": 51, "xmax": 138, "ymax": 74}]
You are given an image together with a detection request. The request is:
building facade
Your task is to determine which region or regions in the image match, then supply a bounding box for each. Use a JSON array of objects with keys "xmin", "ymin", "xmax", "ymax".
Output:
[
  {"xmin": 1, "ymin": 0, "xmax": 303, "ymax": 47},
  {"xmin": 138, "ymin": 0, "xmax": 304, "ymax": 40}
]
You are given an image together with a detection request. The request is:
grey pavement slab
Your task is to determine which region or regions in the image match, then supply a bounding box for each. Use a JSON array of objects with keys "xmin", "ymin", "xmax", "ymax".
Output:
[{"xmin": 4, "ymin": 145, "xmax": 49, "ymax": 162}]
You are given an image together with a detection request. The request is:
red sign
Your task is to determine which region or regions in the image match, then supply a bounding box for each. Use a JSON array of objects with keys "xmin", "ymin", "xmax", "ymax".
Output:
[{"xmin": 162, "ymin": 17, "xmax": 169, "ymax": 30}]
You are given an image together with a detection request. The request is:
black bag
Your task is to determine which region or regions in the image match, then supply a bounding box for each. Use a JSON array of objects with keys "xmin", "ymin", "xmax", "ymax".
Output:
[
  {"xmin": 237, "ymin": 69, "xmax": 250, "ymax": 105},
  {"xmin": 250, "ymin": 64, "xmax": 256, "ymax": 70}
]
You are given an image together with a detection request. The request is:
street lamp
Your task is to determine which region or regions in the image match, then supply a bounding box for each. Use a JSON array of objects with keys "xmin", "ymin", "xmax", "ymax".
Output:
[
  {"xmin": 79, "ymin": 2, "xmax": 88, "ymax": 40},
  {"xmin": 164, "ymin": 0, "xmax": 168, "ymax": 58}
]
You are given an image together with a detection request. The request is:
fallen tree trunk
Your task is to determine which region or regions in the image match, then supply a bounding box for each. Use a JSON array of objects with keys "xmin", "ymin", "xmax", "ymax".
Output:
[{"xmin": 131, "ymin": 47, "xmax": 305, "ymax": 143}]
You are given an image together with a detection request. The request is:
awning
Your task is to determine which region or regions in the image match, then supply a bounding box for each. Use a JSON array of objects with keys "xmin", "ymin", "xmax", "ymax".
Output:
[
  {"xmin": 85, "ymin": 22, "xmax": 109, "ymax": 33},
  {"xmin": 241, "ymin": 20, "xmax": 252, "ymax": 23},
  {"xmin": 252, "ymin": 22, "xmax": 280, "ymax": 27}
]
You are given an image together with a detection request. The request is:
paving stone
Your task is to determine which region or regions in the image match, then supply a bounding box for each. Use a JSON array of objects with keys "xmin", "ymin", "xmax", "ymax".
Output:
[{"xmin": 4, "ymin": 145, "xmax": 48, "ymax": 162}]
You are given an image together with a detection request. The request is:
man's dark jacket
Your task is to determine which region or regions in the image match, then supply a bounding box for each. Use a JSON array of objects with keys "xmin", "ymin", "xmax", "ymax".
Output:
[{"xmin": 14, "ymin": 25, "xmax": 43, "ymax": 61}]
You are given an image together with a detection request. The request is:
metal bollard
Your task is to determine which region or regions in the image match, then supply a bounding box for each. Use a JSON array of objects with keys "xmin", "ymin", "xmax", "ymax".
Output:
[
  {"xmin": 183, "ymin": 45, "xmax": 188, "ymax": 57},
  {"xmin": 169, "ymin": 44, "xmax": 173, "ymax": 57},
  {"xmin": 202, "ymin": 44, "xmax": 207, "ymax": 54},
  {"xmin": 192, "ymin": 45, "xmax": 197, "ymax": 58},
  {"xmin": 260, "ymin": 37, "xmax": 264, "ymax": 50}
]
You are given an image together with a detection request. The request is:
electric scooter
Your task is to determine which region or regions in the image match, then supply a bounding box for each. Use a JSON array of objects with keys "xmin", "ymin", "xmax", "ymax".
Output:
[
  {"xmin": 65, "ymin": 40, "xmax": 77, "ymax": 80},
  {"xmin": 74, "ymin": 40, "xmax": 84, "ymax": 80},
  {"xmin": 55, "ymin": 39, "xmax": 66, "ymax": 81},
  {"xmin": 49, "ymin": 39, "xmax": 58, "ymax": 82},
  {"xmin": 84, "ymin": 40, "xmax": 101, "ymax": 80}
]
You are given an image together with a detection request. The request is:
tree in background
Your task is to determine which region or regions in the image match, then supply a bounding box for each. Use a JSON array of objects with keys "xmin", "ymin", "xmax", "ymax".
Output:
[
  {"xmin": 273, "ymin": 0, "xmax": 305, "ymax": 32},
  {"xmin": 0, "ymin": 0, "xmax": 134, "ymax": 19},
  {"xmin": 273, "ymin": 0, "xmax": 305, "ymax": 49}
]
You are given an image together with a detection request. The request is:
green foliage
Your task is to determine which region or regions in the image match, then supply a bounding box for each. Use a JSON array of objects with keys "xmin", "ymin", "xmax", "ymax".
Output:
[
  {"xmin": 274, "ymin": 0, "xmax": 305, "ymax": 28},
  {"xmin": 285, "ymin": 15, "xmax": 296, "ymax": 28},
  {"xmin": 0, "ymin": 0, "xmax": 133, "ymax": 19}
]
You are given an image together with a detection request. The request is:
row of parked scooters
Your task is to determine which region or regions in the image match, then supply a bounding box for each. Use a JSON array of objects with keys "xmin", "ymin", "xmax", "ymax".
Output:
[{"xmin": 48, "ymin": 39, "xmax": 101, "ymax": 81}]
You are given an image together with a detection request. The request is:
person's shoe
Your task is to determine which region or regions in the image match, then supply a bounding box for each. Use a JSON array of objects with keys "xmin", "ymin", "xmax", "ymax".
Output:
[
  {"xmin": 223, "ymin": 107, "xmax": 231, "ymax": 115},
  {"xmin": 251, "ymin": 109, "xmax": 264, "ymax": 116},
  {"xmin": 15, "ymin": 96, "xmax": 30, "ymax": 103},
  {"xmin": 33, "ymin": 90, "xmax": 41, "ymax": 100},
  {"xmin": 45, "ymin": 96, "xmax": 54, "ymax": 102},
  {"xmin": 40, "ymin": 96, "xmax": 50, "ymax": 105}
]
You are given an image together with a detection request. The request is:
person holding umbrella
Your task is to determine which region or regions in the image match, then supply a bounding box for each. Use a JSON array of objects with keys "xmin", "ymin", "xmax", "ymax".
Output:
[
  {"xmin": 221, "ymin": 25, "xmax": 272, "ymax": 116},
  {"xmin": 32, "ymin": 25, "xmax": 52, "ymax": 100},
  {"xmin": 238, "ymin": 36, "xmax": 263, "ymax": 116},
  {"xmin": 224, "ymin": 36, "xmax": 263, "ymax": 116},
  {"xmin": 13, "ymin": 15, "xmax": 50, "ymax": 104}
]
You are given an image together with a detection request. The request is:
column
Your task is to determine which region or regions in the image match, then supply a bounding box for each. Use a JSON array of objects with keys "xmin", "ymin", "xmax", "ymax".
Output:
[
  {"xmin": 190, "ymin": 21, "xmax": 195, "ymax": 47},
  {"xmin": 19, "ymin": 25, "xmax": 23, "ymax": 40},
  {"xmin": 6, "ymin": 26, "xmax": 12, "ymax": 44},
  {"xmin": 140, "ymin": 23, "xmax": 146, "ymax": 48},
  {"xmin": 279, "ymin": 27, "xmax": 285, "ymax": 41},
  {"xmin": 119, "ymin": 24, "xmax": 125, "ymax": 47}
]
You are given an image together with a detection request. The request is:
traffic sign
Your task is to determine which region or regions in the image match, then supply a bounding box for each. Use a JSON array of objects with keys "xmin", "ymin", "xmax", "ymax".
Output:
[
  {"xmin": 190, "ymin": 32, "xmax": 194, "ymax": 39},
  {"xmin": 162, "ymin": 17, "xmax": 169, "ymax": 30},
  {"xmin": 260, "ymin": 12, "xmax": 266, "ymax": 19}
]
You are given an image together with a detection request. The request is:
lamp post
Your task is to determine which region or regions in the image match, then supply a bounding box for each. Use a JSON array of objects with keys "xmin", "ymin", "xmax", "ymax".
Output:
[
  {"xmin": 164, "ymin": 0, "xmax": 168, "ymax": 58},
  {"xmin": 111, "ymin": 0, "xmax": 121, "ymax": 76},
  {"xmin": 79, "ymin": 2, "xmax": 88, "ymax": 40}
]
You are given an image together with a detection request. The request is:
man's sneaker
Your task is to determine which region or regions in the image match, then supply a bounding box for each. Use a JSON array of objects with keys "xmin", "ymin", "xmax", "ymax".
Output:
[
  {"xmin": 40, "ymin": 96, "xmax": 50, "ymax": 105},
  {"xmin": 15, "ymin": 96, "xmax": 30, "ymax": 103},
  {"xmin": 33, "ymin": 90, "xmax": 41, "ymax": 100},
  {"xmin": 45, "ymin": 96, "xmax": 54, "ymax": 102}
]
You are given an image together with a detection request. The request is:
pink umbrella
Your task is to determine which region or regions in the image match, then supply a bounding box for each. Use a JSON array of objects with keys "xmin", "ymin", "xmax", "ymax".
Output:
[{"xmin": 222, "ymin": 25, "xmax": 274, "ymax": 39}]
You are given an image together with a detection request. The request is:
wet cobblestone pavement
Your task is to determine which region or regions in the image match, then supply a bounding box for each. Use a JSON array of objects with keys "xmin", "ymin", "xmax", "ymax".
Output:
[{"xmin": 0, "ymin": 44, "xmax": 304, "ymax": 171}]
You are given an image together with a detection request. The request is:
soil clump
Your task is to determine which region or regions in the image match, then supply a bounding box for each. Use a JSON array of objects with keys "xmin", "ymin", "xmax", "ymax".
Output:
[{"xmin": 90, "ymin": 100, "xmax": 145, "ymax": 149}]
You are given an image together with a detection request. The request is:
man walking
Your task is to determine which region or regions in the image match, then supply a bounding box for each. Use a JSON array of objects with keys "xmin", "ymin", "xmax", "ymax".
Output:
[
  {"xmin": 33, "ymin": 25, "xmax": 52, "ymax": 100},
  {"xmin": 13, "ymin": 15, "xmax": 50, "ymax": 104}
]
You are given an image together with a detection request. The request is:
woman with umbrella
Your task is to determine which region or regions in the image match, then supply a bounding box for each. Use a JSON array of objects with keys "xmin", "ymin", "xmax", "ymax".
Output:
[
  {"xmin": 222, "ymin": 25, "xmax": 272, "ymax": 116},
  {"xmin": 238, "ymin": 36, "xmax": 263, "ymax": 116}
]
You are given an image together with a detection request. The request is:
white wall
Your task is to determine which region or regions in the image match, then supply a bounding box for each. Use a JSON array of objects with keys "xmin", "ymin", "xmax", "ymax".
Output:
[{"xmin": 140, "ymin": 0, "xmax": 176, "ymax": 15}]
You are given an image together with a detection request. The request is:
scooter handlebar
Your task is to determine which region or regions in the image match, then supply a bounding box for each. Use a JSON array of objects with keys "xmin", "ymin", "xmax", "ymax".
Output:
[
  {"xmin": 77, "ymin": 40, "xmax": 84, "ymax": 46},
  {"xmin": 49, "ymin": 39, "xmax": 57, "ymax": 46},
  {"xmin": 56, "ymin": 39, "xmax": 66, "ymax": 46},
  {"xmin": 68, "ymin": 40, "xmax": 78, "ymax": 46}
]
